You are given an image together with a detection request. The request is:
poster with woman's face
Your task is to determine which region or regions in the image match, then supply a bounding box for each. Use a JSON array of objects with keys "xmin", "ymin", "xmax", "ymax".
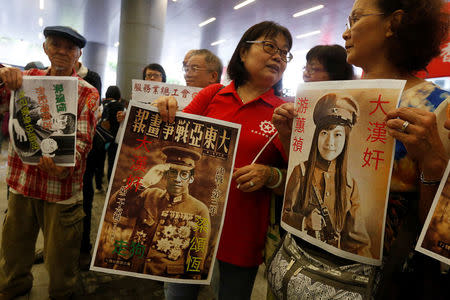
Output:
[
  {"xmin": 281, "ymin": 80, "xmax": 406, "ymax": 266},
  {"xmin": 416, "ymin": 161, "xmax": 450, "ymax": 265}
]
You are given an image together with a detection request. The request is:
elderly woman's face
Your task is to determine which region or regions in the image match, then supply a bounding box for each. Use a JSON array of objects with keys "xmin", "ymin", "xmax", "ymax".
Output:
[
  {"xmin": 240, "ymin": 33, "xmax": 288, "ymax": 89},
  {"xmin": 318, "ymin": 125, "xmax": 346, "ymax": 161},
  {"xmin": 342, "ymin": 0, "xmax": 388, "ymax": 69}
]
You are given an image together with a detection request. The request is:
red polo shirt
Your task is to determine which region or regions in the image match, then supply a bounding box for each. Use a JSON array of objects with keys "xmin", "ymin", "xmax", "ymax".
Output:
[{"xmin": 184, "ymin": 81, "xmax": 286, "ymax": 267}]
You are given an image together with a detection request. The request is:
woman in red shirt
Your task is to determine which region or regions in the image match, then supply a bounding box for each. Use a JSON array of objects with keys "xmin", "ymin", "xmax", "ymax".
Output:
[{"xmin": 157, "ymin": 21, "xmax": 293, "ymax": 300}]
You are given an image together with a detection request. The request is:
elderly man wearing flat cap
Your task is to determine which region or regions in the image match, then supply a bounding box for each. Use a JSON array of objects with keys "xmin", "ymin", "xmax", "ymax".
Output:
[
  {"xmin": 115, "ymin": 146, "xmax": 211, "ymax": 279},
  {"xmin": 0, "ymin": 26, "xmax": 99, "ymax": 300}
]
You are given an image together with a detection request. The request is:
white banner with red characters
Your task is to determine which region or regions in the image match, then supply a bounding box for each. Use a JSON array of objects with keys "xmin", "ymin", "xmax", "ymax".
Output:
[
  {"xmin": 416, "ymin": 161, "xmax": 450, "ymax": 265},
  {"xmin": 131, "ymin": 80, "xmax": 202, "ymax": 110},
  {"xmin": 91, "ymin": 102, "xmax": 240, "ymax": 284},
  {"xmin": 282, "ymin": 80, "xmax": 405, "ymax": 265}
]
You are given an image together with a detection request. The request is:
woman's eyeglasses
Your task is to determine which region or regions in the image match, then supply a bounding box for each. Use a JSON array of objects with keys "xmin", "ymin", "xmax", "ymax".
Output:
[
  {"xmin": 145, "ymin": 72, "xmax": 162, "ymax": 80},
  {"xmin": 303, "ymin": 65, "xmax": 326, "ymax": 75},
  {"xmin": 345, "ymin": 13, "xmax": 385, "ymax": 30},
  {"xmin": 246, "ymin": 40, "xmax": 293, "ymax": 63}
]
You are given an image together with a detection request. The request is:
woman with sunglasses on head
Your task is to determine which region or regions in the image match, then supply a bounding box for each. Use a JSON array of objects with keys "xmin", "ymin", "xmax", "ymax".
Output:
[
  {"xmin": 303, "ymin": 44, "xmax": 354, "ymax": 82},
  {"xmin": 156, "ymin": 21, "xmax": 293, "ymax": 300},
  {"xmin": 273, "ymin": 0, "xmax": 449, "ymax": 298}
]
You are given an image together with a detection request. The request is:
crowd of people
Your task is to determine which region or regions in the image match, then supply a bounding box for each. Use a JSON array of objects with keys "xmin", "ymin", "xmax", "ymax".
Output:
[{"xmin": 0, "ymin": 0, "xmax": 449, "ymax": 299}]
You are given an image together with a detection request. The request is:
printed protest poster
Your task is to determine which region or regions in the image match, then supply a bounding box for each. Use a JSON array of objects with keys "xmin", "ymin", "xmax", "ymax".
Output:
[
  {"xmin": 91, "ymin": 102, "xmax": 240, "ymax": 284},
  {"xmin": 416, "ymin": 161, "xmax": 450, "ymax": 265},
  {"xmin": 132, "ymin": 80, "xmax": 202, "ymax": 110},
  {"xmin": 281, "ymin": 80, "xmax": 405, "ymax": 265},
  {"xmin": 9, "ymin": 76, "xmax": 78, "ymax": 166}
]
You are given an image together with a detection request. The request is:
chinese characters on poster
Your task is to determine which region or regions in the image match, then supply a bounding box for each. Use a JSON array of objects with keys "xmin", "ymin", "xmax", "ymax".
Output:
[
  {"xmin": 282, "ymin": 80, "xmax": 405, "ymax": 265},
  {"xmin": 9, "ymin": 76, "xmax": 78, "ymax": 166},
  {"xmin": 416, "ymin": 161, "xmax": 450, "ymax": 265},
  {"xmin": 132, "ymin": 80, "xmax": 202, "ymax": 110},
  {"xmin": 91, "ymin": 102, "xmax": 240, "ymax": 284}
]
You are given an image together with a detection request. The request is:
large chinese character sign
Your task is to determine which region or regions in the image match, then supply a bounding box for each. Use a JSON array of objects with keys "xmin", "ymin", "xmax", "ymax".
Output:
[
  {"xmin": 282, "ymin": 80, "xmax": 405, "ymax": 265},
  {"xmin": 9, "ymin": 76, "xmax": 78, "ymax": 166},
  {"xmin": 416, "ymin": 161, "xmax": 450, "ymax": 265},
  {"xmin": 92, "ymin": 102, "xmax": 240, "ymax": 284}
]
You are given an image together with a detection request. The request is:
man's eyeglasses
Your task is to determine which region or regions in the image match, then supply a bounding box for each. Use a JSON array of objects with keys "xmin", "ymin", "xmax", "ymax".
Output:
[
  {"xmin": 183, "ymin": 65, "xmax": 212, "ymax": 73},
  {"xmin": 246, "ymin": 40, "xmax": 293, "ymax": 63},
  {"xmin": 167, "ymin": 168, "xmax": 191, "ymax": 180},
  {"xmin": 346, "ymin": 13, "xmax": 385, "ymax": 30},
  {"xmin": 145, "ymin": 72, "xmax": 162, "ymax": 80}
]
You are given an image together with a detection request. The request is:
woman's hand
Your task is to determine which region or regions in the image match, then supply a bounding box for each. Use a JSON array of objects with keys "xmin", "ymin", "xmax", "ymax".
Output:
[
  {"xmin": 272, "ymin": 102, "xmax": 296, "ymax": 156},
  {"xmin": 385, "ymin": 107, "xmax": 447, "ymax": 177},
  {"xmin": 233, "ymin": 164, "xmax": 271, "ymax": 192},
  {"xmin": 305, "ymin": 208, "xmax": 325, "ymax": 231},
  {"xmin": 154, "ymin": 96, "xmax": 178, "ymax": 123}
]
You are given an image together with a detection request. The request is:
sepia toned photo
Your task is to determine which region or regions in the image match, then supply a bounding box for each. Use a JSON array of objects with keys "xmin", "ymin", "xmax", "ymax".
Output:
[
  {"xmin": 282, "ymin": 80, "xmax": 405, "ymax": 265},
  {"xmin": 91, "ymin": 102, "xmax": 240, "ymax": 284},
  {"xmin": 416, "ymin": 161, "xmax": 450, "ymax": 265}
]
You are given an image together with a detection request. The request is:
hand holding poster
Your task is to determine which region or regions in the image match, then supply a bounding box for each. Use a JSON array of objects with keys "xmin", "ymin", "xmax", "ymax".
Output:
[
  {"xmin": 9, "ymin": 76, "xmax": 78, "ymax": 166},
  {"xmin": 92, "ymin": 102, "xmax": 240, "ymax": 284},
  {"xmin": 132, "ymin": 80, "xmax": 202, "ymax": 110},
  {"xmin": 281, "ymin": 80, "xmax": 405, "ymax": 265},
  {"xmin": 416, "ymin": 161, "xmax": 450, "ymax": 265}
]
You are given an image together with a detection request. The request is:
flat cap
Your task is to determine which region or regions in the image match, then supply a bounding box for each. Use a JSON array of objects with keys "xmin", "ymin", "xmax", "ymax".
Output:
[
  {"xmin": 162, "ymin": 146, "xmax": 201, "ymax": 169},
  {"xmin": 43, "ymin": 26, "xmax": 86, "ymax": 48},
  {"xmin": 313, "ymin": 93, "xmax": 359, "ymax": 128}
]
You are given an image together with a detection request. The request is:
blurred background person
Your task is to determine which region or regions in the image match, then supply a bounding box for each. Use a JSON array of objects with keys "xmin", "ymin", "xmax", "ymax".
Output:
[
  {"xmin": 142, "ymin": 63, "xmax": 166, "ymax": 82},
  {"xmin": 183, "ymin": 49, "xmax": 222, "ymax": 88},
  {"xmin": 303, "ymin": 44, "xmax": 354, "ymax": 82}
]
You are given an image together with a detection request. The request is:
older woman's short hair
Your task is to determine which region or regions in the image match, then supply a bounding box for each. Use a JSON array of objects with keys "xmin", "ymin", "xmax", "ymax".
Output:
[
  {"xmin": 189, "ymin": 49, "xmax": 223, "ymax": 83},
  {"xmin": 306, "ymin": 45, "xmax": 354, "ymax": 80},
  {"xmin": 377, "ymin": 0, "xmax": 449, "ymax": 73},
  {"xmin": 142, "ymin": 63, "xmax": 167, "ymax": 82},
  {"xmin": 227, "ymin": 21, "xmax": 293, "ymax": 96}
]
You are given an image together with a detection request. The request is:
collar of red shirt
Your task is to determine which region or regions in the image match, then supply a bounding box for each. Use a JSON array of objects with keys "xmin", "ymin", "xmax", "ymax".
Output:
[{"xmin": 218, "ymin": 81, "xmax": 281, "ymax": 108}]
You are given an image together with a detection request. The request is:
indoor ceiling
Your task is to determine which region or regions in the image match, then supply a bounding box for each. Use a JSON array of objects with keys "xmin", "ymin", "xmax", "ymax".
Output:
[{"xmin": 0, "ymin": 0, "xmax": 355, "ymax": 73}]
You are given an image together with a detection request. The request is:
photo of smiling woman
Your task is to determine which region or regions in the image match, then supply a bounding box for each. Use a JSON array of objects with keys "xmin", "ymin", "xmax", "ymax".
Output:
[{"xmin": 283, "ymin": 92, "xmax": 371, "ymax": 257}]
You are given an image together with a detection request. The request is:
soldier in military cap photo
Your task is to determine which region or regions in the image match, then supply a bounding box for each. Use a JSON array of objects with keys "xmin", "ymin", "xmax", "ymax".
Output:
[
  {"xmin": 283, "ymin": 93, "xmax": 371, "ymax": 257},
  {"xmin": 121, "ymin": 145, "xmax": 211, "ymax": 278}
]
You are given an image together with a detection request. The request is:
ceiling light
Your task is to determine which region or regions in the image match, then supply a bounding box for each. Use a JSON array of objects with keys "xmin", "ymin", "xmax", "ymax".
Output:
[
  {"xmin": 39, "ymin": 0, "xmax": 44, "ymax": 10},
  {"xmin": 114, "ymin": 42, "xmax": 120, "ymax": 47},
  {"xmin": 296, "ymin": 30, "xmax": 321, "ymax": 39},
  {"xmin": 293, "ymin": 5, "xmax": 324, "ymax": 18},
  {"xmin": 211, "ymin": 39, "xmax": 226, "ymax": 46},
  {"xmin": 234, "ymin": 0, "xmax": 256, "ymax": 10},
  {"xmin": 38, "ymin": 17, "xmax": 43, "ymax": 27},
  {"xmin": 198, "ymin": 17, "xmax": 216, "ymax": 27}
]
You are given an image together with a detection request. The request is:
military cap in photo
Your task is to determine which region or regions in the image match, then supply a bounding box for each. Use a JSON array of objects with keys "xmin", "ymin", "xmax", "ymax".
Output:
[
  {"xmin": 162, "ymin": 146, "xmax": 201, "ymax": 169},
  {"xmin": 43, "ymin": 26, "xmax": 86, "ymax": 48},
  {"xmin": 313, "ymin": 93, "xmax": 359, "ymax": 128}
]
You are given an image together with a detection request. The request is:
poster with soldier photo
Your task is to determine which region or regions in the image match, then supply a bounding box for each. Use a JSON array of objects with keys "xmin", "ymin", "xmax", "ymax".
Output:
[
  {"xmin": 132, "ymin": 79, "xmax": 202, "ymax": 110},
  {"xmin": 416, "ymin": 161, "xmax": 450, "ymax": 265},
  {"xmin": 9, "ymin": 76, "xmax": 78, "ymax": 166},
  {"xmin": 281, "ymin": 80, "xmax": 405, "ymax": 265},
  {"xmin": 91, "ymin": 101, "xmax": 240, "ymax": 284}
]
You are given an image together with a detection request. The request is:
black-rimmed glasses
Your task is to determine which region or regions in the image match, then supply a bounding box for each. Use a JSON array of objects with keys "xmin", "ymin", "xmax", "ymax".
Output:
[{"xmin": 246, "ymin": 40, "xmax": 293, "ymax": 62}]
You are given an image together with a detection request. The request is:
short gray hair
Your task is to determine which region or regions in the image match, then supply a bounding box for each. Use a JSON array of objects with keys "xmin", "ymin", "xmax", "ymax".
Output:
[{"xmin": 191, "ymin": 49, "xmax": 223, "ymax": 83}]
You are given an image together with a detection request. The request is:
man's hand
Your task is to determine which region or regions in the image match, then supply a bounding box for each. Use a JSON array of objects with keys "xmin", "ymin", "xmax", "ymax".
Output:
[
  {"xmin": 0, "ymin": 67, "xmax": 23, "ymax": 90},
  {"xmin": 38, "ymin": 156, "xmax": 71, "ymax": 178},
  {"xmin": 154, "ymin": 96, "xmax": 178, "ymax": 123}
]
